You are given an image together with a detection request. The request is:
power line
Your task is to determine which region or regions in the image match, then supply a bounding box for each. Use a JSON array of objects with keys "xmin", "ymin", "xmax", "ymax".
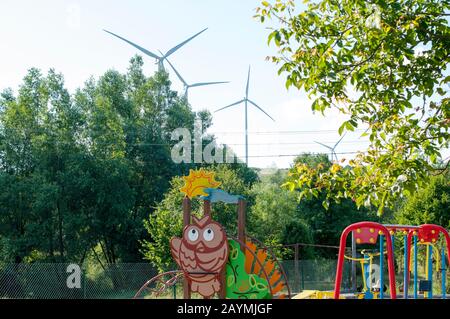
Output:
[
  {"xmin": 220, "ymin": 140, "xmax": 369, "ymax": 146},
  {"xmin": 0, "ymin": 137, "xmax": 370, "ymax": 148},
  {"xmin": 209, "ymin": 129, "xmax": 366, "ymax": 135},
  {"xmin": 79, "ymin": 140, "xmax": 370, "ymax": 147},
  {"xmin": 244, "ymin": 151, "xmax": 365, "ymax": 158}
]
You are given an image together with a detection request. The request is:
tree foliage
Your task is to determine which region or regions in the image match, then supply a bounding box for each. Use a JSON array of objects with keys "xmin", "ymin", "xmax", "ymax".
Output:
[
  {"xmin": 0, "ymin": 56, "xmax": 205, "ymax": 264},
  {"xmin": 395, "ymin": 172, "xmax": 450, "ymax": 228},
  {"xmin": 287, "ymin": 154, "xmax": 381, "ymax": 257},
  {"xmin": 256, "ymin": 0, "xmax": 450, "ymax": 215},
  {"xmin": 248, "ymin": 181, "xmax": 303, "ymax": 243}
]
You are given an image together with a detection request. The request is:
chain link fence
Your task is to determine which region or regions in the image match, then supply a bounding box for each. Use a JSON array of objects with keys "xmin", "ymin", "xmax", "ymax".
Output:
[
  {"xmin": 11, "ymin": 258, "xmax": 445, "ymax": 298},
  {"xmin": 281, "ymin": 259, "xmax": 352, "ymax": 294},
  {"xmin": 0, "ymin": 260, "xmax": 350, "ymax": 299},
  {"xmin": 0, "ymin": 263, "xmax": 158, "ymax": 299}
]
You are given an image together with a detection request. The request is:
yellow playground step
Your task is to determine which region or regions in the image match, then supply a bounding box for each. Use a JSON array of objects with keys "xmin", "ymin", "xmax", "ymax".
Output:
[{"xmin": 293, "ymin": 290, "xmax": 344, "ymax": 299}]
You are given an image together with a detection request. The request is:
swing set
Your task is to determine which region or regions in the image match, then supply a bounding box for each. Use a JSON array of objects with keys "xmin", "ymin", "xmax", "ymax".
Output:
[
  {"xmin": 401, "ymin": 224, "xmax": 450, "ymax": 299},
  {"xmin": 333, "ymin": 222, "xmax": 450, "ymax": 299}
]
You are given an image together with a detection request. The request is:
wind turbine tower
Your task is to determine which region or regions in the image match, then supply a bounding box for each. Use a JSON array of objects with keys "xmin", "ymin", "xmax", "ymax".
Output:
[{"xmin": 215, "ymin": 66, "xmax": 275, "ymax": 166}]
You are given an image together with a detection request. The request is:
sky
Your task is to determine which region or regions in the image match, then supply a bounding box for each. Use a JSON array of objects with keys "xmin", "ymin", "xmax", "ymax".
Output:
[{"xmin": 0, "ymin": 0, "xmax": 430, "ymax": 168}]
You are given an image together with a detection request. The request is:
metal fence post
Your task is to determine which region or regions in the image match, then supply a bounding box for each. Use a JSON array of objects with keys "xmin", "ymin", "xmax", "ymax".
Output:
[
  {"xmin": 173, "ymin": 282, "xmax": 177, "ymax": 299},
  {"xmin": 83, "ymin": 264, "xmax": 86, "ymax": 299},
  {"xmin": 300, "ymin": 259, "xmax": 305, "ymax": 291},
  {"xmin": 294, "ymin": 244, "xmax": 300, "ymax": 292}
]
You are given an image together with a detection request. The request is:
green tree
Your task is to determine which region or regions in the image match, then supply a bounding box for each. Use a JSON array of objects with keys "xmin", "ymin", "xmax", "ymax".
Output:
[
  {"xmin": 287, "ymin": 154, "xmax": 380, "ymax": 257},
  {"xmin": 68, "ymin": 58, "xmax": 206, "ymax": 264},
  {"xmin": 395, "ymin": 173, "xmax": 450, "ymax": 228},
  {"xmin": 247, "ymin": 181, "xmax": 299, "ymax": 244},
  {"xmin": 256, "ymin": 0, "xmax": 449, "ymax": 215},
  {"xmin": 0, "ymin": 68, "xmax": 88, "ymax": 263},
  {"xmin": 248, "ymin": 179, "xmax": 314, "ymax": 259},
  {"xmin": 280, "ymin": 219, "xmax": 314, "ymax": 259}
]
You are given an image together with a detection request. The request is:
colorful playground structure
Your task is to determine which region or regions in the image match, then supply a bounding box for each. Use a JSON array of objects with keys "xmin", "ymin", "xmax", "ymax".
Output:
[
  {"xmin": 298, "ymin": 222, "xmax": 450, "ymax": 299},
  {"xmin": 134, "ymin": 169, "xmax": 449, "ymax": 300},
  {"xmin": 134, "ymin": 169, "xmax": 290, "ymax": 299}
]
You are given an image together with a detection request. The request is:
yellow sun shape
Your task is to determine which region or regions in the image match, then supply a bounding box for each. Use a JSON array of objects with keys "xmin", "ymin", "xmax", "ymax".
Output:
[{"xmin": 180, "ymin": 169, "xmax": 221, "ymax": 199}]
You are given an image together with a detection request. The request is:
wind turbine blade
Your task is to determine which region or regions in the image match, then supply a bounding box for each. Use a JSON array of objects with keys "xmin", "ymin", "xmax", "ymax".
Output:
[
  {"xmin": 214, "ymin": 99, "xmax": 245, "ymax": 113},
  {"xmin": 315, "ymin": 141, "xmax": 333, "ymax": 150},
  {"xmin": 333, "ymin": 132, "xmax": 347, "ymax": 149},
  {"xmin": 247, "ymin": 99, "xmax": 275, "ymax": 122},
  {"xmin": 164, "ymin": 28, "xmax": 208, "ymax": 58},
  {"xmin": 189, "ymin": 81, "xmax": 229, "ymax": 88},
  {"xmin": 246, "ymin": 66, "xmax": 251, "ymax": 99},
  {"xmin": 165, "ymin": 58, "xmax": 188, "ymax": 86},
  {"xmin": 103, "ymin": 29, "xmax": 161, "ymax": 60}
]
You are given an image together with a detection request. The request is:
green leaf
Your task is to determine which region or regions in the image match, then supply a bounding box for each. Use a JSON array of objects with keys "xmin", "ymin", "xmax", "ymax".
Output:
[
  {"xmin": 267, "ymin": 31, "xmax": 277, "ymax": 45},
  {"xmin": 322, "ymin": 199, "xmax": 330, "ymax": 210},
  {"xmin": 338, "ymin": 122, "xmax": 346, "ymax": 135}
]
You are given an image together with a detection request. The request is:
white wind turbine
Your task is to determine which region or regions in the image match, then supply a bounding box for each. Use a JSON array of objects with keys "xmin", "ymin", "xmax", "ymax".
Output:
[
  {"xmin": 165, "ymin": 57, "xmax": 229, "ymax": 102},
  {"xmin": 215, "ymin": 66, "xmax": 275, "ymax": 166},
  {"xmin": 315, "ymin": 133, "xmax": 346, "ymax": 162}
]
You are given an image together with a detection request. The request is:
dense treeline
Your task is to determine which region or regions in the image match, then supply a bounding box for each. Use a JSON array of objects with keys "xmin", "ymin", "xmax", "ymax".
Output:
[{"xmin": 0, "ymin": 56, "xmax": 208, "ymax": 264}]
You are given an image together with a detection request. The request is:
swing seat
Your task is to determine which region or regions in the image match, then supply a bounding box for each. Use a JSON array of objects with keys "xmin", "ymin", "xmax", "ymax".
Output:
[{"xmin": 419, "ymin": 280, "xmax": 432, "ymax": 292}]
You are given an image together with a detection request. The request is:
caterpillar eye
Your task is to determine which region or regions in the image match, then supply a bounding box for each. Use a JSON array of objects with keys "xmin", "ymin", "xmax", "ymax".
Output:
[
  {"xmin": 203, "ymin": 228, "xmax": 214, "ymax": 242},
  {"xmin": 188, "ymin": 228, "xmax": 199, "ymax": 242}
]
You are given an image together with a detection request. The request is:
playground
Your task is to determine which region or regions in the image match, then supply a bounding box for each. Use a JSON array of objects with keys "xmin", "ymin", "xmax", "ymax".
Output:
[
  {"xmin": 0, "ymin": 2, "xmax": 449, "ymax": 306},
  {"xmin": 132, "ymin": 169, "xmax": 450, "ymax": 300},
  {"xmin": 0, "ymin": 168, "xmax": 447, "ymax": 300}
]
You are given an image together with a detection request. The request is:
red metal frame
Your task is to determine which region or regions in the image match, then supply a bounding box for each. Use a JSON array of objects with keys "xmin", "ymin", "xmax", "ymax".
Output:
[
  {"xmin": 134, "ymin": 270, "xmax": 184, "ymax": 299},
  {"xmin": 405, "ymin": 224, "xmax": 450, "ymax": 283},
  {"xmin": 334, "ymin": 222, "xmax": 397, "ymax": 299}
]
